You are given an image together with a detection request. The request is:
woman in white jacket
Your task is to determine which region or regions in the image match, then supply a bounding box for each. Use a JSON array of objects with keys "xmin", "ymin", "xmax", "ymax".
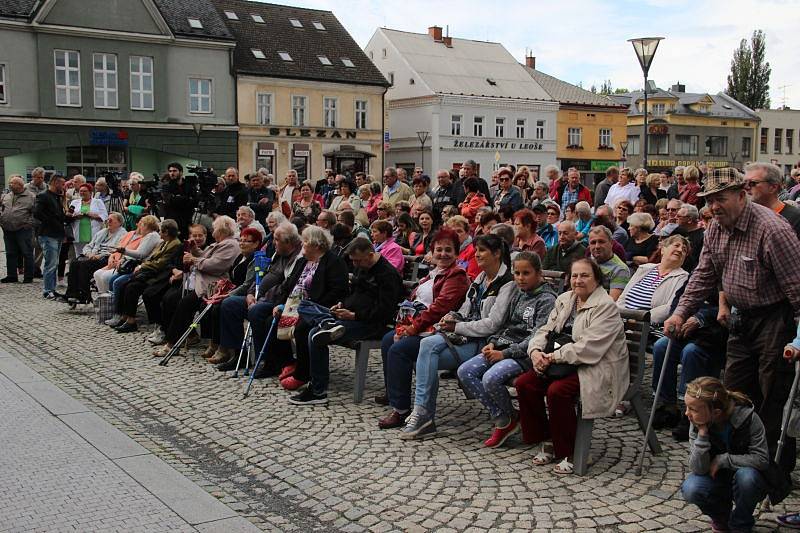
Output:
[
  {"xmin": 616, "ymin": 234, "xmax": 690, "ymax": 324},
  {"xmin": 67, "ymin": 183, "xmax": 108, "ymax": 256}
]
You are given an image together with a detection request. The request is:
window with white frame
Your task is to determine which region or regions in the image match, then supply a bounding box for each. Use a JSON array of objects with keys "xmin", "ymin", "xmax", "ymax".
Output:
[
  {"xmin": 599, "ymin": 128, "xmax": 612, "ymax": 147},
  {"xmin": 92, "ymin": 53, "xmax": 117, "ymax": 109},
  {"xmin": 451, "ymin": 115, "xmax": 462, "ymax": 136},
  {"xmin": 318, "ymin": 55, "xmax": 332, "ymax": 66},
  {"xmin": 312, "ymin": 21, "xmax": 325, "ymax": 30},
  {"xmin": 515, "ymin": 118, "xmax": 525, "ymax": 139},
  {"xmin": 188, "ymin": 18, "xmax": 203, "ymax": 29},
  {"xmin": 0, "ymin": 63, "xmax": 5, "ymax": 104},
  {"xmin": 55, "ymin": 50, "xmax": 81, "ymax": 107},
  {"xmin": 341, "ymin": 58, "xmax": 355, "ymax": 68},
  {"xmin": 189, "ymin": 78, "xmax": 212, "ymax": 114},
  {"xmin": 224, "ymin": 11, "xmax": 238, "ymax": 20},
  {"xmin": 567, "ymin": 127, "xmax": 582, "ymax": 147},
  {"xmin": 257, "ymin": 93, "xmax": 272, "ymax": 125},
  {"xmin": 473, "ymin": 116, "xmax": 484, "ymax": 137},
  {"xmin": 495, "ymin": 117, "xmax": 505, "ymax": 138},
  {"xmin": 130, "ymin": 56, "xmax": 153, "ymax": 110},
  {"xmin": 355, "ymin": 99, "xmax": 367, "ymax": 129},
  {"xmin": 292, "ymin": 95, "xmax": 307, "ymax": 126},
  {"xmin": 535, "ymin": 120, "xmax": 545, "ymax": 140},
  {"xmin": 626, "ymin": 135, "xmax": 640, "ymax": 155},
  {"xmin": 289, "ymin": 18, "xmax": 302, "ymax": 27},
  {"xmin": 251, "ymin": 14, "xmax": 264, "ymax": 23},
  {"xmin": 651, "ymin": 103, "xmax": 665, "ymax": 116},
  {"xmin": 323, "ymin": 97, "xmax": 337, "ymax": 128}
]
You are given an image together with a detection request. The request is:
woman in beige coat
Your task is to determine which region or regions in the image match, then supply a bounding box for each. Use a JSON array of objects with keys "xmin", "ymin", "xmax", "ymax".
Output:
[{"xmin": 517, "ymin": 258, "xmax": 629, "ymax": 475}]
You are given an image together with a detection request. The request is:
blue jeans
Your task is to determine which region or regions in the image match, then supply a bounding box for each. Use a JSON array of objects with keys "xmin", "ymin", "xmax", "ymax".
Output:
[
  {"xmin": 652, "ymin": 336, "xmax": 724, "ymax": 404},
  {"xmin": 110, "ymin": 273, "xmax": 132, "ymax": 312},
  {"xmin": 219, "ymin": 296, "xmax": 276, "ymax": 357},
  {"xmin": 297, "ymin": 300, "xmax": 386, "ymax": 394},
  {"xmin": 37, "ymin": 236, "xmax": 61, "ymax": 293},
  {"xmin": 382, "ymin": 330, "xmax": 423, "ymax": 412},
  {"xmin": 458, "ymin": 355, "xmax": 524, "ymax": 421},
  {"xmin": 414, "ymin": 334, "xmax": 481, "ymax": 416},
  {"xmin": 4, "ymin": 227, "xmax": 34, "ymax": 280},
  {"xmin": 682, "ymin": 468, "xmax": 766, "ymax": 530}
]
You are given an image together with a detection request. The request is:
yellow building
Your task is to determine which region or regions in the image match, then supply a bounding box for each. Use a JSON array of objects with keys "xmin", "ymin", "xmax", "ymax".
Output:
[
  {"xmin": 525, "ymin": 63, "xmax": 628, "ymax": 183},
  {"xmin": 212, "ymin": 0, "xmax": 388, "ymax": 182},
  {"xmin": 609, "ymin": 83, "xmax": 759, "ymax": 171}
]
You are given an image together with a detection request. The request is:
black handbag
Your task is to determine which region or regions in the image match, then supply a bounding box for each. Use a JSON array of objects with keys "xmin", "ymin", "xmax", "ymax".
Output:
[
  {"xmin": 543, "ymin": 330, "xmax": 579, "ymax": 380},
  {"xmin": 116, "ymin": 258, "xmax": 141, "ymax": 275}
]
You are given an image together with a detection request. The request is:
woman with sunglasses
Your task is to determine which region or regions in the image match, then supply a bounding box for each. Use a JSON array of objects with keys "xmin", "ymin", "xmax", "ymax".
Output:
[{"xmin": 494, "ymin": 168, "xmax": 523, "ymax": 212}]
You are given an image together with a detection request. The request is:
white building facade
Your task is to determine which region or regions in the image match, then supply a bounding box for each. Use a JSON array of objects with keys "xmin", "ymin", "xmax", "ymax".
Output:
[
  {"xmin": 365, "ymin": 26, "xmax": 558, "ymax": 180},
  {"xmin": 756, "ymin": 108, "xmax": 800, "ymax": 176}
]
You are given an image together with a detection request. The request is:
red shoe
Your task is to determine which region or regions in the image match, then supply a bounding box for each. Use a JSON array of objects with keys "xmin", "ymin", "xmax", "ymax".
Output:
[
  {"xmin": 280, "ymin": 376, "xmax": 306, "ymax": 391},
  {"xmin": 483, "ymin": 415, "xmax": 520, "ymax": 448},
  {"xmin": 279, "ymin": 363, "xmax": 296, "ymax": 381}
]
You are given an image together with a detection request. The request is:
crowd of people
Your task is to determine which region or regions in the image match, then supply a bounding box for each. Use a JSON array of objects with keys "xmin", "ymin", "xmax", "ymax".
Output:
[{"xmin": 3, "ymin": 157, "xmax": 800, "ymax": 530}]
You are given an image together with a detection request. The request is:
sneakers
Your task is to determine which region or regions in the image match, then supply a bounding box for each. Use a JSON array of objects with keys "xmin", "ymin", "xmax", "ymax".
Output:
[
  {"xmin": 776, "ymin": 512, "xmax": 800, "ymax": 529},
  {"xmin": 289, "ymin": 387, "xmax": 329, "ymax": 405},
  {"xmin": 311, "ymin": 323, "xmax": 346, "ymax": 347},
  {"xmin": 105, "ymin": 315, "xmax": 122, "ymax": 326},
  {"xmin": 146, "ymin": 327, "xmax": 166, "ymax": 345},
  {"xmin": 43, "ymin": 291, "xmax": 57, "ymax": 300},
  {"xmin": 484, "ymin": 413, "xmax": 520, "ymax": 448},
  {"xmin": 399, "ymin": 406, "xmax": 436, "ymax": 439}
]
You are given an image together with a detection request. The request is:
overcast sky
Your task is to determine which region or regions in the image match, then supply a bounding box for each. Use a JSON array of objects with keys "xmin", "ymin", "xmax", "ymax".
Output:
[{"xmin": 261, "ymin": 0, "xmax": 799, "ymax": 109}]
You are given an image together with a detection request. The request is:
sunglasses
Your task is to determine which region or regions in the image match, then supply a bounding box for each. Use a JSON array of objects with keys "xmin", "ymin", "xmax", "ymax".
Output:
[{"xmin": 547, "ymin": 211, "xmax": 558, "ymax": 216}]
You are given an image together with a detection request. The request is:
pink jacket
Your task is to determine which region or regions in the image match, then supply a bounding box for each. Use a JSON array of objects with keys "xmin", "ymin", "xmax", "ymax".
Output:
[{"xmin": 376, "ymin": 237, "xmax": 404, "ymax": 273}]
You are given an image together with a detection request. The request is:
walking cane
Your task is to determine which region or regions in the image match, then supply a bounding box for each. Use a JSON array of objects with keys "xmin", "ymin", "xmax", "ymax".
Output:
[
  {"xmin": 636, "ymin": 326, "xmax": 676, "ymax": 476},
  {"xmin": 232, "ymin": 252, "xmax": 269, "ymax": 378},
  {"xmin": 158, "ymin": 302, "xmax": 215, "ymax": 366},
  {"xmin": 763, "ymin": 356, "xmax": 800, "ymax": 511},
  {"xmin": 243, "ymin": 307, "xmax": 282, "ymax": 398}
]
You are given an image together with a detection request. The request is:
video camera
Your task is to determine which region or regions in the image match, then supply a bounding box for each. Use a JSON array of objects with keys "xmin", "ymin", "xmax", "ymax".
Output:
[
  {"xmin": 185, "ymin": 165, "xmax": 218, "ymax": 217},
  {"xmin": 98, "ymin": 170, "xmax": 125, "ymax": 198}
]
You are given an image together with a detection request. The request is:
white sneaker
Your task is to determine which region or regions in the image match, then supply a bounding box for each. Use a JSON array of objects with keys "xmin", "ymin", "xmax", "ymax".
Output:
[
  {"xmin": 104, "ymin": 315, "xmax": 121, "ymax": 326},
  {"xmin": 147, "ymin": 327, "xmax": 166, "ymax": 345}
]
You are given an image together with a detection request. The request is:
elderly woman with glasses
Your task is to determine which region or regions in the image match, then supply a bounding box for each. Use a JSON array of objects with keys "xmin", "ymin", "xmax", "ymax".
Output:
[
  {"xmin": 614, "ymin": 199, "xmax": 634, "ymax": 233},
  {"xmin": 624, "ymin": 212, "xmax": 659, "ymax": 266}
]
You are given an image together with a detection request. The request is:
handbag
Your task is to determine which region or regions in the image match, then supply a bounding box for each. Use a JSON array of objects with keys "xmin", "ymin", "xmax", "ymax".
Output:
[
  {"xmin": 276, "ymin": 293, "xmax": 302, "ymax": 340},
  {"xmin": 543, "ymin": 329, "xmax": 579, "ymax": 380},
  {"xmin": 117, "ymin": 258, "xmax": 140, "ymax": 275}
]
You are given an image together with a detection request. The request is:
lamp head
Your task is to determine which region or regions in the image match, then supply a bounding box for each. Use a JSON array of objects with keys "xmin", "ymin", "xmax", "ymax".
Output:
[{"xmin": 628, "ymin": 37, "xmax": 664, "ymax": 75}]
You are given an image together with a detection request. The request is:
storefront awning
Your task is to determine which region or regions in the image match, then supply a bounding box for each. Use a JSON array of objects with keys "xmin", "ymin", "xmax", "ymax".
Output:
[{"xmin": 323, "ymin": 149, "xmax": 377, "ymax": 159}]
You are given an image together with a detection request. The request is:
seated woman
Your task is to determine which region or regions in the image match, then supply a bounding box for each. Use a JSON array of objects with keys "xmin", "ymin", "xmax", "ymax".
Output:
[
  {"xmin": 682, "ymin": 378, "xmax": 769, "ymax": 533},
  {"xmin": 151, "ymin": 216, "xmax": 239, "ymax": 353},
  {"xmin": 292, "ymin": 182, "xmax": 322, "ymax": 225},
  {"xmin": 394, "ymin": 212, "xmax": 417, "ymax": 254},
  {"xmin": 399, "ymin": 234, "xmax": 516, "ymax": 439},
  {"xmin": 329, "ymin": 179, "xmax": 361, "ymax": 213},
  {"xmin": 204, "ymin": 227, "xmax": 262, "ymax": 363},
  {"xmin": 370, "ymin": 219, "xmax": 404, "ymax": 273},
  {"xmin": 456, "ymin": 252, "xmax": 557, "ymax": 447},
  {"xmin": 511, "ymin": 209, "xmax": 546, "ymax": 257},
  {"xmin": 624, "ymin": 212, "xmax": 659, "ymax": 266},
  {"xmin": 109, "ymin": 219, "xmax": 182, "ymax": 333},
  {"xmin": 274, "ymin": 226, "xmax": 349, "ymax": 389},
  {"xmin": 365, "ymin": 182, "xmax": 383, "ymax": 223},
  {"xmin": 378, "ymin": 228, "xmax": 470, "ymax": 429},
  {"xmin": 458, "ymin": 177, "xmax": 488, "ymax": 229},
  {"xmin": 617, "ymin": 234, "xmax": 690, "ymax": 324},
  {"xmin": 442, "ymin": 215, "xmax": 481, "ymax": 280},
  {"xmin": 409, "ymin": 177, "xmax": 433, "ymax": 215},
  {"xmin": 60, "ymin": 212, "xmax": 126, "ymax": 305},
  {"xmin": 614, "ymin": 199, "xmax": 634, "ymax": 234},
  {"xmin": 574, "ymin": 201, "xmax": 593, "ymax": 245},
  {"xmin": 494, "ymin": 168, "xmax": 523, "ymax": 212},
  {"xmin": 517, "ymin": 258, "xmax": 628, "ymax": 475},
  {"xmin": 262, "ymin": 211, "xmax": 287, "ymax": 259},
  {"xmin": 408, "ymin": 207, "xmax": 436, "ymax": 257}
]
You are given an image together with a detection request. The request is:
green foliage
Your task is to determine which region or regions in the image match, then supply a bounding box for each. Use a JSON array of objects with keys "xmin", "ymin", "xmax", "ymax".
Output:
[{"xmin": 726, "ymin": 30, "xmax": 771, "ymax": 109}]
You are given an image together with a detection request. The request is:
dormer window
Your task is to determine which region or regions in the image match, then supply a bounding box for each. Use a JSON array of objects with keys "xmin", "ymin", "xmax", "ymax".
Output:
[
  {"xmin": 318, "ymin": 56, "xmax": 332, "ymax": 66},
  {"xmin": 224, "ymin": 11, "xmax": 238, "ymax": 20},
  {"xmin": 312, "ymin": 21, "xmax": 325, "ymax": 30},
  {"xmin": 341, "ymin": 58, "xmax": 355, "ymax": 68},
  {"xmin": 278, "ymin": 52, "xmax": 293, "ymax": 62},
  {"xmin": 188, "ymin": 18, "xmax": 203, "ymax": 29},
  {"xmin": 251, "ymin": 49, "xmax": 266, "ymax": 59},
  {"xmin": 251, "ymin": 14, "xmax": 264, "ymax": 23},
  {"xmin": 289, "ymin": 18, "xmax": 302, "ymax": 28}
]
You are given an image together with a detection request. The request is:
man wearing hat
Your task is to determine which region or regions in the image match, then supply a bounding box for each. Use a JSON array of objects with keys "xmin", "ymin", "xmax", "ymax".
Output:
[{"xmin": 664, "ymin": 167, "xmax": 800, "ymax": 471}]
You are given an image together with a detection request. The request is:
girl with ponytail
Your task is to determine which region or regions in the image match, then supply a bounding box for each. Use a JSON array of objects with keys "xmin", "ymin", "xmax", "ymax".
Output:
[{"xmin": 682, "ymin": 377, "xmax": 770, "ymax": 532}]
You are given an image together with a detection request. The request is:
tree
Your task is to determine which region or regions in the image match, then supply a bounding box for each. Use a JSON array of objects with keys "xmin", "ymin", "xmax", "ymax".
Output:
[
  {"xmin": 613, "ymin": 88, "xmax": 629, "ymax": 94},
  {"xmin": 599, "ymin": 80, "xmax": 613, "ymax": 95},
  {"xmin": 726, "ymin": 30, "xmax": 771, "ymax": 109},
  {"xmin": 590, "ymin": 84, "xmax": 597, "ymax": 93}
]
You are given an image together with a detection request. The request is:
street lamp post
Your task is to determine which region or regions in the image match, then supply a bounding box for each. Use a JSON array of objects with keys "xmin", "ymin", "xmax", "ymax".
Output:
[
  {"xmin": 619, "ymin": 140, "xmax": 629, "ymax": 169},
  {"xmin": 628, "ymin": 37, "xmax": 664, "ymax": 170},
  {"xmin": 416, "ymin": 131, "xmax": 429, "ymax": 172}
]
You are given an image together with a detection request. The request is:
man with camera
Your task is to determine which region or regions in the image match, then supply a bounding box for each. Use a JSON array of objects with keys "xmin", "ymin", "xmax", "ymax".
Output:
[{"xmin": 161, "ymin": 162, "xmax": 197, "ymax": 239}]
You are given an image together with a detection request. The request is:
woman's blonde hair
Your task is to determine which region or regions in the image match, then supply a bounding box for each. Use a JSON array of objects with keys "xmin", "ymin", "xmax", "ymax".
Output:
[
  {"xmin": 684, "ymin": 165, "xmax": 700, "ymax": 182},
  {"xmin": 212, "ymin": 215, "xmax": 237, "ymax": 238},
  {"xmin": 445, "ymin": 215, "xmax": 470, "ymax": 232},
  {"xmin": 139, "ymin": 215, "xmax": 160, "ymax": 233},
  {"xmin": 685, "ymin": 377, "xmax": 751, "ymax": 417},
  {"xmin": 646, "ymin": 173, "xmax": 662, "ymax": 189}
]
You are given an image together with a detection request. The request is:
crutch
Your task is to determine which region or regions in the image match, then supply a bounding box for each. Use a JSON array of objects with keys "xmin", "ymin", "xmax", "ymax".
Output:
[
  {"xmin": 636, "ymin": 327, "xmax": 676, "ymax": 476},
  {"xmin": 232, "ymin": 252, "xmax": 270, "ymax": 378},
  {"xmin": 158, "ymin": 302, "xmax": 215, "ymax": 366},
  {"xmin": 243, "ymin": 307, "xmax": 282, "ymax": 398},
  {"xmin": 763, "ymin": 356, "xmax": 800, "ymax": 511}
]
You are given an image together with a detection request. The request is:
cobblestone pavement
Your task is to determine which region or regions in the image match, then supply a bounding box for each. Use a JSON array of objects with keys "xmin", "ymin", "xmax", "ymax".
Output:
[{"xmin": 0, "ymin": 250, "xmax": 797, "ymax": 531}]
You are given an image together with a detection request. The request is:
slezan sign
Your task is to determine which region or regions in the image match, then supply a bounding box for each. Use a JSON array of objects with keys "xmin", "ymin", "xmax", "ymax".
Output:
[
  {"xmin": 266, "ymin": 128, "xmax": 357, "ymax": 139},
  {"xmin": 452, "ymin": 139, "xmax": 545, "ymax": 151}
]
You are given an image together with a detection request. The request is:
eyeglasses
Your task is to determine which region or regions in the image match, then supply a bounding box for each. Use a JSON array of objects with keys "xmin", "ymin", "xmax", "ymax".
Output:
[
  {"xmin": 666, "ymin": 207, "xmax": 679, "ymax": 212},
  {"xmin": 744, "ymin": 180, "xmax": 767, "ymax": 188},
  {"xmin": 547, "ymin": 211, "xmax": 558, "ymax": 216},
  {"xmin": 239, "ymin": 239, "xmax": 256, "ymax": 244},
  {"xmin": 377, "ymin": 207, "xmax": 387, "ymax": 211},
  {"xmin": 499, "ymin": 177, "xmax": 511, "ymax": 182}
]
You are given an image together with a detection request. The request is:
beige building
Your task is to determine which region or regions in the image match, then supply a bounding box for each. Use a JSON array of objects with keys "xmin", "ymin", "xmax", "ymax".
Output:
[
  {"xmin": 756, "ymin": 108, "xmax": 800, "ymax": 176},
  {"xmin": 211, "ymin": 0, "xmax": 388, "ymax": 183}
]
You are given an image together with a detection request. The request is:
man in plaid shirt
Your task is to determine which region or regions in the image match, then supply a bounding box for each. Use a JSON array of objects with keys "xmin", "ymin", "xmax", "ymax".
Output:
[{"xmin": 664, "ymin": 167, "xmax": 800, "ymax": 471}]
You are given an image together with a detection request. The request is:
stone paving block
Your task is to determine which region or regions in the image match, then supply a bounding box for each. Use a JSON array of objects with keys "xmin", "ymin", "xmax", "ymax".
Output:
[
  {"xmin": 17, "ymin": 379, "xmax": 89, "ymax": 415},
  {"xmin": 194, "ymin": 516, "xmax": 263, "ymax": 532},
  {"xmin": 0, "ymin": 354, "xmax": 46, "ymax": 383}
]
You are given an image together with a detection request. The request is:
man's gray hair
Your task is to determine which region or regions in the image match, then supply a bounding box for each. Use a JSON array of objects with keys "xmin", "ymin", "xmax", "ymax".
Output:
[
  {"xmin": 274, "ymin": 221, "xmax": 300, "ymax": 244},
  {"xmin": 301, "ymin": 225, "xmax": 333, "ymax": 253},
  {"xmin": 489, "ymin": 223, "xmax": 515, "ymax": 248},
  {"xmin": 558, "ymin": 220, "xmax": 577, "ymax": 232},
  {"xmin": 534, "ymin": 180, "xmax": 549, "ymax": 192},
  {"xmin": 463, "ymin": 159, "xmax": 477, "ymax": 168},
  {"xmin": 674, "ymin": 166, "xmax": 685, "ymax": 174},
  {"xmin": 266, "ymin": 211, "xmax": 287, "ymax": 225},
  {"xmin": 588, "ymin": 225, "xmax": 613, "ymax": 241},
  {"xmin": 32, "ymin": 167, "xmax": 45, "ymax": 177},
  {"xmin": 107, "ymin": 212, "xmax": 125, "ymax": 225},
  {"xmin": 680, "ymin": 204, "xmax": 700, "ymax": 222},
  {"xmin": 575, "ymin": 201, "xmax": 591, "ymax": 216},
  {"xmin": 543, "ymin": 164, "xmax": 560, "ymax": 177},
  {"xmin": 384, "ymin": 167, "xmax": 398, "ymax": 178},
  {"xmin": 745, "ymin": 162, "xmax": 783, "ymax": 186},
  {"xmin": 237, "ymin": 205, "xmax": 255, "ymax": 218}
]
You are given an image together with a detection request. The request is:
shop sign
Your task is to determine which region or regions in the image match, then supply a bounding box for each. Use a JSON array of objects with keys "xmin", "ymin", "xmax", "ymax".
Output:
[
  {"xmin": 294, "ymin": 150, "xmax": 310, "ymax": 157},
  {"xmin": 90, "ymin": 129, "xmax": 128, "ymax": 146},
  {"xmin": 258, "ymin": 149, "xmax": 275, "ymax": 156},
  {"xmin": 648, "ymin": 159, "xmax": 730, "ymax": 168},
  {"xmin": 648, "ymin": 125, "xmax": 668, "ymax": 134},
  {"xmin": 267, "ymin": 127, "xmax": 357, "ymax": 139},
  {"xmin": 451, "ymin": 139, "xmax": 545, "ymax": 151},
  {"xmin": 590, "ymin": 160, "xmax": 618, "ymax": 171}
]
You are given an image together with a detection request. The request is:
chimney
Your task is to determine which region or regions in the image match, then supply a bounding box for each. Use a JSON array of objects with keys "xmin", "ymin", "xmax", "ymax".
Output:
[
  {"xmin": 525, "ymin": 53, "xmax": 536, "ymax": 69},
  {"xmin": 428, "ymin": 25, "xmax": 443, "ymax": 42},
  {"xmin": 671, "ymin": 81, "xmax": 686, "ymax": 93},
  {"xmin": 442, "ymin": 36, "xmax": 452, "ymax": 47}
]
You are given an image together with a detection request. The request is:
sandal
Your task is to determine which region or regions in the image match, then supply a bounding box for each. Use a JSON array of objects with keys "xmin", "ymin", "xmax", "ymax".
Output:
[
  {"xmin": 532, "ymin": 442, "xmax": 555, "ymax": 466},
  {"xmin": 552, "ymin": 458, "xmax": 574, "ymax": 475}
]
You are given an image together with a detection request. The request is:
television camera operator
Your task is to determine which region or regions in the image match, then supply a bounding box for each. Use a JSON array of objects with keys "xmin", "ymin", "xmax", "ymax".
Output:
[{"xmin": 160, "ymin": 162, "xmax": 198, "ymax": 239}]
